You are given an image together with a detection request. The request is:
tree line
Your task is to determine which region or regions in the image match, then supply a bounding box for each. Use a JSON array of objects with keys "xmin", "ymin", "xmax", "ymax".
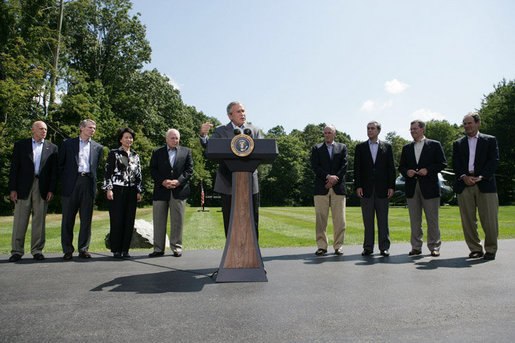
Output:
[{"xmin": 1, "ymin": 0, "xmax": 513, "ymax": 215}]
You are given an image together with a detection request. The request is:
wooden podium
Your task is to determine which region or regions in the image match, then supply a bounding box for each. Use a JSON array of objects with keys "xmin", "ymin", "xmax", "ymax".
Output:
[{"xmin": 205, "ymin": 138, "xmax": 278, "ymax": 282}]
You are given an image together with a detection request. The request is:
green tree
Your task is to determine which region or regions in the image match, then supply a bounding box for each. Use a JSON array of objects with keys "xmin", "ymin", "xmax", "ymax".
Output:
[
  {"xmin": 384, "ymin": 131, "xmax": 409, "ymax": 169},
  {"xmin": 478, "ymin": 79, "xmax": 515, "ymax": 204},
  {"xmin": 425, "ymin": 119, "xmax": 461, "ymax": 169}
]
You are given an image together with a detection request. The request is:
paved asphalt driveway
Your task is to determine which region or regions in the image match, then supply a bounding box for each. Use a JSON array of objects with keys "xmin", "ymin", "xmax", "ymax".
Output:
[{"xmin": 1, "ymin": 240, "xmax": 514, "ymax": 342}]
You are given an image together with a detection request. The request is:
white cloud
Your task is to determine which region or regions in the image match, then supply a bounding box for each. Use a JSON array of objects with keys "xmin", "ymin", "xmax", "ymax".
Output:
[
  {"xmin": 385, "ymin": 78, "xmax": 409, "ymax": 94},
  {"xmin": 360, "ymin": 99, "xmax": 393, "ymax": 112},
  {"xmin": 164, "ymin": 74, "xmax": 181, "ymax": 90},
  {"xmin": 361, "ymin": 100, "xmax": 375, "ymax": 112},
  {"xmin": 411, "ymin": 108, "xmax": 445, "ymax": 121}
]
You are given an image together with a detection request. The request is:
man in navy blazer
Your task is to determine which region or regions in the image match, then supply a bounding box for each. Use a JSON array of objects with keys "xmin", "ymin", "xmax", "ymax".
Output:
[
  {"xmin": 8, "ymin": 121, "xmax": 58, "ymax": 262},
  {"xmin": 200, "ymin": 101, "xmax": 262, "ymax": 238},
  {"xmin": 59, "ymin": 119, "xmax": 104, "ymax": 260},
  {"xmin": 399, "ymin": 120, "xmax": 447, "ymax": 257},
  {"xmin": 453, "ymin": 113, "xmax": 499, "ymax": 260},
  {"xmin": 354, "ymin": 121, "xmax": 396, "ymax": 257},
  {"xmin": 148, "ymin": 129, "xmax": 193, "ymax": 257},
  {"xmin": 311, "ymin": 125, "xmax": 348, "ymax": 256}
]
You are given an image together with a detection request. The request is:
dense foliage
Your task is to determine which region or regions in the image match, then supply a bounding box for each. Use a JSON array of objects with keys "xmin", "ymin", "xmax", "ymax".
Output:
[{"xmin": 1, "ymin": 1, "xmax": 513, "ymax": 216}]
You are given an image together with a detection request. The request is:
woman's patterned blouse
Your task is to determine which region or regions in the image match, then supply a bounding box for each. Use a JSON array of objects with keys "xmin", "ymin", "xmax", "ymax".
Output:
[{"xmin": 103, "ymin": 147, "xmax": 143, "ymax": 193}]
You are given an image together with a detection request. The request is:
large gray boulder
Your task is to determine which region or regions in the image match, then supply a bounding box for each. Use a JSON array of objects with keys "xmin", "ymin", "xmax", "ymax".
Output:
[{"xmin": 105, "ymin": 219, "xmax": 170, "ymax": 250}]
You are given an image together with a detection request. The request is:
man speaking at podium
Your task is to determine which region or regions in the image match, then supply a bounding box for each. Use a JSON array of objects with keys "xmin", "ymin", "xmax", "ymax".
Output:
[{"xmin": 200, "ymin": 101, "xmax": 263, "ymax": 238}]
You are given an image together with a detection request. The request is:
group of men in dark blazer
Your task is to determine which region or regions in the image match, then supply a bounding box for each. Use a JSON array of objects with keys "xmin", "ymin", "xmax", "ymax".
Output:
[
  {"xmin": 9, "ymin": 119, "xmax": 193, "ymax": 262},
  {"xmin": 8, "ymin": 119, "xmax": 103, "ymax": 262},
  {"xmin": 8, "ymin": 110, "xmax": 500, "ymax": 262},
  {"xmin": 312, "ymin": 116, "xmax": 499, "ymax": 261}
]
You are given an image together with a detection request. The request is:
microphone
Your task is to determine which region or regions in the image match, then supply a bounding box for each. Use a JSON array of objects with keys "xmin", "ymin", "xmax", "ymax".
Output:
[
  {"xmin": 233, "ymin": 128, "xmax": 242, "ymax": 135},
  {"xmin": 243, "ymin": 128, "xmax": 252, "ymax": 136}
]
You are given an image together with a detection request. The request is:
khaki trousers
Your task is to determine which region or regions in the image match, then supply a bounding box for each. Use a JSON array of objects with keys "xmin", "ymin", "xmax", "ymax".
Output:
[
  {"xmin": 407, "ymin": 182, "xmax": 441, "ymax": 252},
  {"xmin": 152, "ymin": 192, "xmax": 186, "ymax": 253},
  {"xmin": 457, "ymin": 185, "xmax": 498, "ymax": 254},
  {"xmin": 314, "ymin": 188, "xmax": 346, "ymax": 250},
  {"xmin": 11, "ymin": 177, "xmax": 47, "ymax": 256}
]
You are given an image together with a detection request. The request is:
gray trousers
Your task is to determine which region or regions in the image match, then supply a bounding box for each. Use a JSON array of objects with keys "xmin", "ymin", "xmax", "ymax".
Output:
[
  {"xmin": 11, "ymin": 177, "xmax": 47, "ymax": 256},
  {"xmin": 61, "ymin": 175, "xmax": 94, "ymax": 254},
  {"xmin": 360, "ymin": 191, "xmax": 390, "ymax": 251},
  {"xmin": 457, "ymin": 185, "xmax": 498, "ymax": 254},
  {"xmin": 407, "ymin": 182, "xmax": 441, "ymax": 252},
  {"xmin": 152, "ymin": 192, "xmax": 186, "ymax": 253}
]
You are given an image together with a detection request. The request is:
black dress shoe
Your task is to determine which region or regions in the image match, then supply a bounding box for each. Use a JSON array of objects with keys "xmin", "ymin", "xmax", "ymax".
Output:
[
  {"xmin": 122, "ymin": 252, "xmax": 131, "ymax": 259},
  {"xmin": 33, "ymin": 253, "xmax": 45, "ymax": 260},
  {"xmin": 334, "ymin": 247, "xmax": 344, "ymax": 256},
  {"xmin": 315, "ymin": 248, "xmax": 327, "ymax": 256},
  {"xmin": 430, "ymin": 250, "xmax": 440, "ymax": 257},
  {"xmin": 469, "ymin": 251, "xmax": 484, "ymax": 258},
  {"xmin": 79, "ymin": 251, "xmax": 92, "ymax": 259},
  {"xmin": 148, "ymin": 251, "xmax": 164, "ymax": 258},
  {"xmin": 63, "ymin": 252, "xmax": 73, "ymax": 260},
  {"xmin": 409, "ymin": 249, "xmax": 422, "ymax": 256},
  {"xmin": 172, "ymin": 250, "xmax": 182, "ymax": 257},
  {"xmin": 483, "ymin": 252, "xmax": 496, "ymax": 260},
  {"xmin": 380, "ymin": 250, "xmax": 390, "ymax": 257},
  {"xmin": 8, "ymin": 254, "xmax": 22, "ymax": 262},
  {"xmin": 113, "ymin": 252, "xmax": 122, "ymax": 259},
  {"xmin": 361, "ymin": 249, "xmax": 373, "ymax": 256}
]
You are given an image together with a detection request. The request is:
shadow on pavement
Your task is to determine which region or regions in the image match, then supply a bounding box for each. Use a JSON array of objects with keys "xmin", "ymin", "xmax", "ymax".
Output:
[{"xmin": 91, "ymin": 268, "xmax": 216, "ymax": 293}]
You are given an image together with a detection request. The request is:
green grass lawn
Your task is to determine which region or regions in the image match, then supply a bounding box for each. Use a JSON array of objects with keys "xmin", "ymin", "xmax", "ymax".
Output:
[{"xmin": 1, "ymin": 206, "xmax": 514, "ymax": 254}]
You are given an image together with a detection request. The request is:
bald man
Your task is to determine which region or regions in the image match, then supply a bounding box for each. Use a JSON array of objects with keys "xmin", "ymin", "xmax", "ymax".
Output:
[{"xmin": 8, "ymin": 121, "xmax": 58, "ymax": 262}]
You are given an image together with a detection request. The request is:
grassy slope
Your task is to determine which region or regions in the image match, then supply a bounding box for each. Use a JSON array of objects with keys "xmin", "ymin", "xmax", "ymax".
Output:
[{"xmin": 0, "ymin": 206, "xmax": 514, "ymax": 254}]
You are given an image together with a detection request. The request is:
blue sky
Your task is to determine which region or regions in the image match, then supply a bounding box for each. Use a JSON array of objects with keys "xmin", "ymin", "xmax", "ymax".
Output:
[{"xmin": 130, "ymin": 0, "xmax": 514, "ymax": 141}]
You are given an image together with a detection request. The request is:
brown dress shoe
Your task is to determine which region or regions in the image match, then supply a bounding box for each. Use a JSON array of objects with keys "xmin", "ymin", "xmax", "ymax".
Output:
[
  {"xmin": 9, "ymin": 254, "xmax": 22, "ymax": 262},
  {"xmin": 33, "ymin": 253, "xmax": 45, "ymax": 260},
  {"xmin": 78, "ymin": 251, "xmax": 91, "ymax": 259}
]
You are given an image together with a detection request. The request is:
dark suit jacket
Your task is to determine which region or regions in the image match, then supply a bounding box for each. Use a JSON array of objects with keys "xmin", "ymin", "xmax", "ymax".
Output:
[
  {"xmin": 150, "ymin": 145, "xmax": 193, "ymax": 201},
  {"xmin": 200, "ymin": 122, "xmax": 262, "ymax": 195},
  {"xmin": 398, "ymin": 139, "xmax": 447, "ymax": 199},
  {"xmin": 59, "ymin": 137, "xmax": 104, "ymax": 197},
  {"xmin": 452, "ymin": 133, "xmax": 499, "ymax": 194},
  {"xmin": 311, "ymin": 142, "xmax": 348, "ymax": 196},
  {"xmin": 354, "ymin": 140, "xmax": 396, "ymax": 198},
  {"xmin": 8, "ymin": 138, "xmax": 58, "ymax": 200}
]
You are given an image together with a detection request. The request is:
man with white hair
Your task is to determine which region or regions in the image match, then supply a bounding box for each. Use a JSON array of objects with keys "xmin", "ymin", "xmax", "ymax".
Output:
[
  {"xmin": 311, "ymin": 125, "xmax": 348, "ymax": 256},
  {"xmin": 149, "ymin": 129, "xmax": 193, "ymax": 257}
]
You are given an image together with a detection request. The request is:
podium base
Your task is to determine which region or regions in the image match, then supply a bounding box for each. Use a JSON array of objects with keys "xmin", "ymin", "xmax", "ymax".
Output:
[{"xmin": 216, "ymin": 267, "xmax": 267, "ymax": 283}]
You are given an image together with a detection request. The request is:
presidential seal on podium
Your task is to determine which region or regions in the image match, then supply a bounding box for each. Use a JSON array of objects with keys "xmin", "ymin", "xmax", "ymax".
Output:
[{"xmin": 231, "ymin": 134, "xmax": 254, "ymax": 157}]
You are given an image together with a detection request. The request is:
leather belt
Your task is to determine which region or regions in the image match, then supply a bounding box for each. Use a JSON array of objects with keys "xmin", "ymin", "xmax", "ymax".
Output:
[{"xmin": 78, "ymin": 172, "xmax": 91, "ymax": 177}]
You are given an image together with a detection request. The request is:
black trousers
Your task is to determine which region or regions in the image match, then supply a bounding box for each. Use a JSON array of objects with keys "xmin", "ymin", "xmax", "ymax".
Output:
[
  {"xmin": 109, "ymin": 185, "xmax": 138, "ymax": 253},
  {"xmin": 361, "ymin": 191, "xmax": 391, "ymax": 251},
  {"xmin": 221, "ymin": 193, "xmax": 259, "ymax": 240},
  {"xmin": 61, "ymin": 175, "xmax": 94, "ymax": 253}
]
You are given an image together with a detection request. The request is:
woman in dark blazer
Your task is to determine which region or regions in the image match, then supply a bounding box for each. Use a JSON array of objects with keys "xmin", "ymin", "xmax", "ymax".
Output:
[{"xmin": 103, "ymin": 127, "xmax": 142, "ymax": 258}]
